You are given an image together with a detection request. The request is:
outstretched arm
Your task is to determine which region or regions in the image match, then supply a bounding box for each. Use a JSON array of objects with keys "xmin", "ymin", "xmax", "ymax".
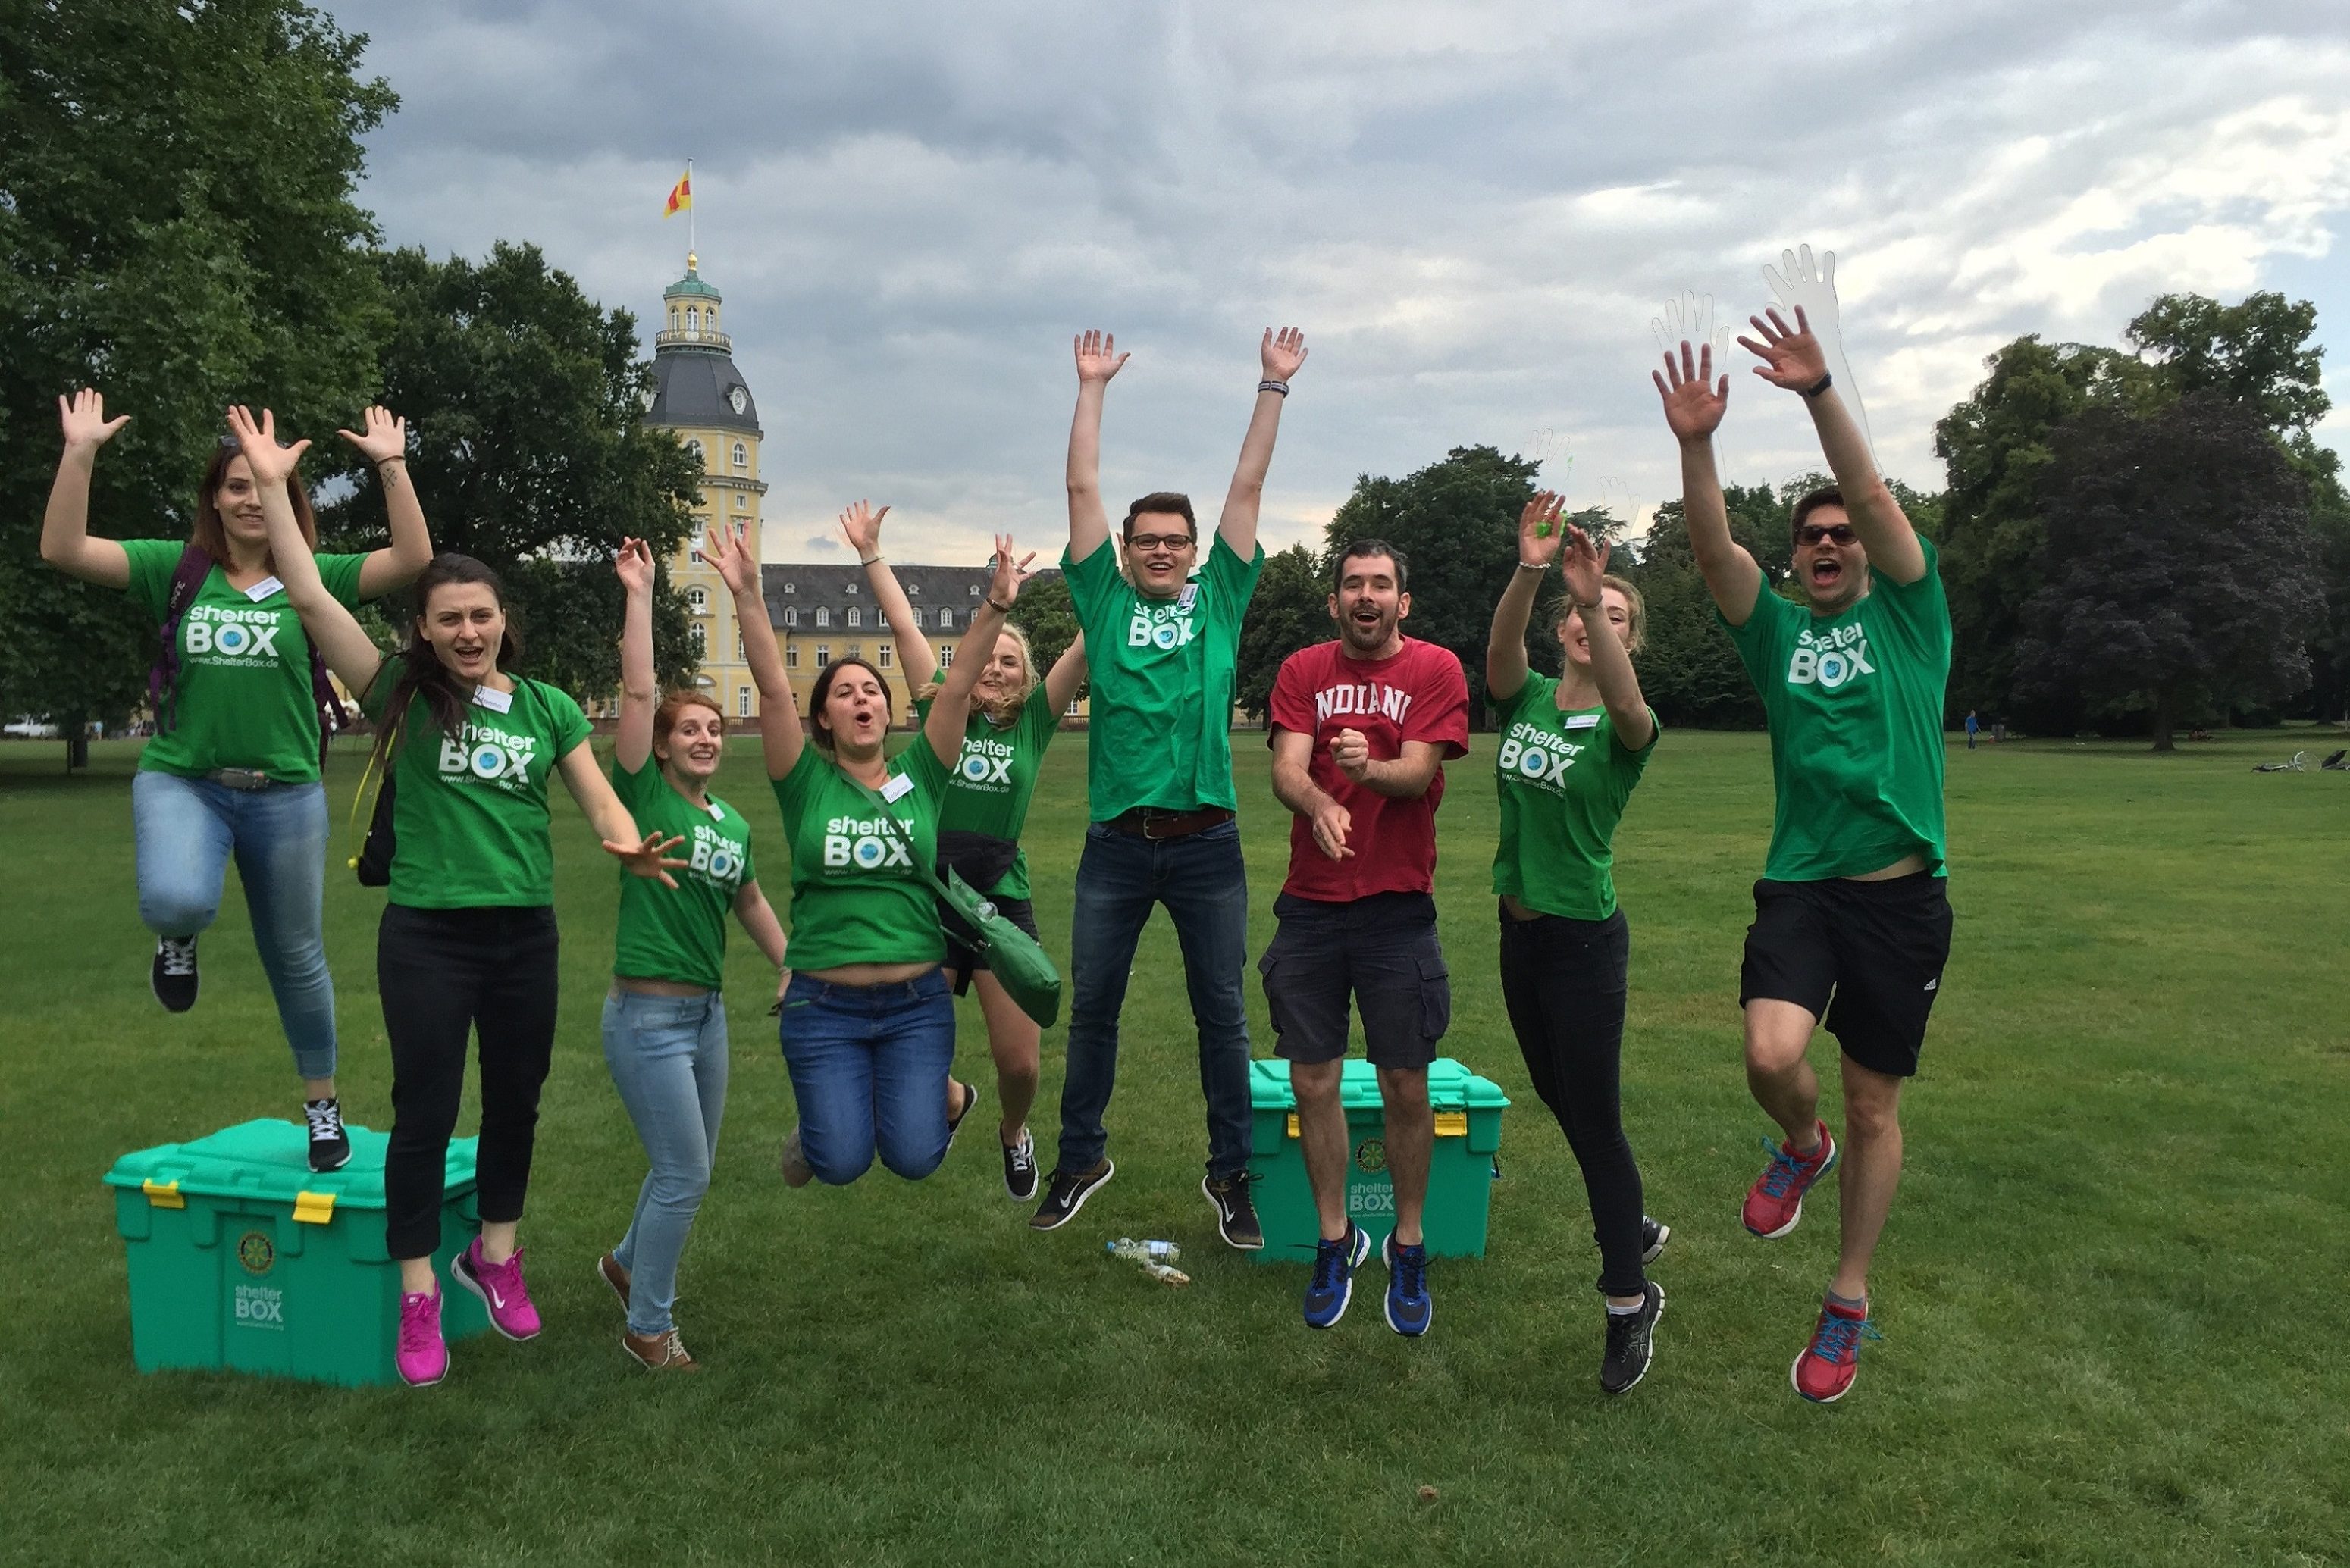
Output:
[
  {"xmin": 839, "ymin": 500, "xmax": 936, "ymax": 690},
  {"xmin": 1653, "ymin": 340, "xmax": 1763, "ymax": 623},
  {"xmin": 226, "ymin": 406, "xmax": 386, "ymax": 698},
  {"xmin": 39, "ymin": 390, "xmax": 133, "ymax": 588},
  {"xmin": 613, "ymin": 538, "xmax": 658, "ymax": 774},
  {"xmin": 923, "ymin": 534, "xmax": 1029, "ymax": 767},
  {"xmin": 1487, "ymin": 491, "xmax": 1565, "ymax": 703},
  {"xmin": 339, "ymin": 408, "xmax": 433, "ymax": 598},
  {"xmin": 1558, "ymin": 525, "xmax": 1654, "ymax": 751},
  {"xmin": 1066, "ymin": 330, "xmax": 1130, "ymax": 567},
  {"xmin": 707, "ymin": 519, "xmax": 804, "ymax": 780},
  {"xmin": 556, "ymin": 742, "xmax": 688, "ymax": 887},
  {"xmin": 1216, "ymin": 327, "xmax": 1308, "ymax": 561},
  {"xmin": 1042, "ymin": 632, "xmax": 1088, "ymax": 717},
  {"xmin": 1739, "ymin": 305, "xmax": 1924, "ymax": 584},
  {"xmin": 1269, "ymin": 726, "xmax": 1351, "ymax": 862}
]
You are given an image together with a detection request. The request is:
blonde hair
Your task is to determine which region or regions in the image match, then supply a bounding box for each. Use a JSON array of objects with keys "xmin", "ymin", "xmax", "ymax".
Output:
[
  {"xmin": 916, "ymin": 621, "xmax": 1039, "ymax": 726},
  {"xmin": 1552, "ymin": 573, "xmax": 1646, "ymax": 656}
]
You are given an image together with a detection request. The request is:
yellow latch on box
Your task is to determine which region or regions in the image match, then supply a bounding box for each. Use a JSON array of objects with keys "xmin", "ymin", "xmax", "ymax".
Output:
[
  {"xmin": 291, "ymin": 1190, "xmax": 336, "ymax": 1225},
  {"xmin": 141, "ymin": 1178, "xmax": 184, "ymax": 1210},
  {"xmin": 1286, "ymin": 1111, "xmax": 1471, "ymax": 1139}
]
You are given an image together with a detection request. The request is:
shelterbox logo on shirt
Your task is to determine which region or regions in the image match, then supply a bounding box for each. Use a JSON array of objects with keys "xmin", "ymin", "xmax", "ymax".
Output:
[
  {"xmin": 438, "ymin": 721, "xmax": 539, "ymax": 792},
  {"xmin": 182, "ymin": 604, "xmax": 282, "ymax": 664},
  {"xmin": 685, "ymin": 822, "xmax": 746, "ymax": 890},
  {"xmin": 1787, "ymin": 623, "xmax": 1876, "ymax": 690},
  {"xmin": 1496, "ymin": 723, "xmax": 1583, "ymax": 790},
  {"xmin": 957, "ymin": 734, "xmax": 1016, "ymax": 790},
  {"xmin": 1126, "ymin": 595, "xmax": 1198, "ymax": 651},
  {"xmin": 824, "ymin": 814, "xmax": 915, "ymax": 869},
  {"xmin": 1314, "ymin": 681, "xmax": 1415, "ymax": 725}
]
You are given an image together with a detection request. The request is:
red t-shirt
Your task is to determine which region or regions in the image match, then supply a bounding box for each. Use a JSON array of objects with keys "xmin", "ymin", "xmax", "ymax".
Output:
[{"xmin": 1267, "ymin": 637, "xmax": 1470, "ymax": 902}]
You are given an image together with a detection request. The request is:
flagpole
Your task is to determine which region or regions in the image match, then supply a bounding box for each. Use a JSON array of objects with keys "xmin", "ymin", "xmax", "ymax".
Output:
[{"xmin": 687, "ymin": 157, "xmax": 696, "ymax": 261}]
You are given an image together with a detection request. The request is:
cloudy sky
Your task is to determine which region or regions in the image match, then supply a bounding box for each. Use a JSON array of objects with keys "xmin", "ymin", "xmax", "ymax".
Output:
[{"xmin": 322, "ymin": 0, "xmax": 2350, "ymax": 565}]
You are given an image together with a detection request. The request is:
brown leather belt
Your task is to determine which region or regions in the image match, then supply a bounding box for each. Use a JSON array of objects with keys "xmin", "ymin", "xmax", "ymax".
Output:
[{"xmin": 1106, "ymin": 805, "xmax": 1234, "ymax": 840}]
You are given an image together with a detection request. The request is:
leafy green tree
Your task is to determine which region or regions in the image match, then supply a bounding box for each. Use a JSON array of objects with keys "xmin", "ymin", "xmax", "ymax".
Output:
[
  {"xmin": 1233, "ymin": 544, "xmax": 1327, "ymax": 721},
  {"xmin": 1009, "ymin": 571, "xmax": 1082, "ymax": 699},
  {"xmin": 321, "ymin": 243, "xmax": 703, "ymax": 702},
  {"xmin": 2019, "ymin": 395, "xmax": 2322, "ymax": 750},
  {"xmin": 0, "ymin": 0, "xmax": 394, "ymax": 765}
]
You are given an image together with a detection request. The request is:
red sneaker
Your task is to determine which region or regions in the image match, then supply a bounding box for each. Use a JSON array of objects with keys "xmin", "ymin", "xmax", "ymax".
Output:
[
  {"xmin": 1742, "ymin": 1121, "xmax": 1838, "ymax": 1239},
  {"xmin": 1792, "ymin": 1296, "xmax": 1881, "ymax": 1403}
]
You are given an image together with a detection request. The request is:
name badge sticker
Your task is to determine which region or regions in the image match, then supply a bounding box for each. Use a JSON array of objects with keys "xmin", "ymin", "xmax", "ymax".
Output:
[
  {"xmin": 244, "ymin": 576, "xmax": 284, "ymax": 602},
  {"xmin": 707, "ymin": 802, "xmax": 725, "ymax": 821},
  {"xmin": 1563, "ymin": 714, "xmax": 1601, "ymax": 731},
  {"xmin": 1177, "ymin": 583, "xmax": 1198, "ymax": 613},
  {"xmin": 879, "ymin": 773, "xmax": 914, "ymax": 803},
  {"xmin": 470, "ymin": 684, "xmax": 514, "ymax": 714}
]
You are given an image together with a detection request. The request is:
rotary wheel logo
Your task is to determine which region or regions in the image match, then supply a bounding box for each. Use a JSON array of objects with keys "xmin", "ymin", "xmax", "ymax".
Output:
[
  {"xmin": 237, "ymin": 1231, "xmax": 275, "ymax": 1275},
  {"xmin": 1355, "ymin": 1137, "xmax": 1387, "ymax": 1174}
]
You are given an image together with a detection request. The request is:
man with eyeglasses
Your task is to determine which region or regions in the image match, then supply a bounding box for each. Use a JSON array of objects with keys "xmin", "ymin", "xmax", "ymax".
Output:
[
  {"xmin": 1652, "ymin": 304, "xmax": 1952, "ymax": 1403},
  {"xmin": 1031, "ymin": 325, "xmax": 1310, "ymax": 1246}
]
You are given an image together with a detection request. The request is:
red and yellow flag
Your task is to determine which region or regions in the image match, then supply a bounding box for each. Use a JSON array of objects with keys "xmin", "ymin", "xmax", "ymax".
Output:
[{"xmin": 663, "ymin": 168, "xmax": 692, "ymax": 218}]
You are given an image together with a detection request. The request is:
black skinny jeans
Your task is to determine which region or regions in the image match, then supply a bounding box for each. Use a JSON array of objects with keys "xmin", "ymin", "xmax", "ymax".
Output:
[
  {"xmin": 379, "ymin": 903, "xmax": 561, "ymax": 1260},
  {"xmin": 1496, "ymin": 904, "xmax": 1647, "ymax": 1297}
]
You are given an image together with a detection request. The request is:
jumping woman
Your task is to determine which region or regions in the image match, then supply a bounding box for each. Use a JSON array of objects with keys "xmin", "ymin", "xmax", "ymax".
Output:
[
  {"xmin": 228, "ymin": 406, "xmax": 683, "ymax": 1388},
  {"xmin": 841, "ymin": 499, "xmax": 1087, "ymax": 1202},
  {"xmin": 1485, "ymin": 490, "xmax": 1669, "ymax": 1396},
  {"xmin": 595, "ymin": 537, "xmax": 790, "ymax": 1372},
  {"xmin": 39, "ymin": 389, "xmax": 432, "ymax": 1172},
  {"xmin": 722, "ymin": 510, "xmax": 1029, "ymax": 1190}
]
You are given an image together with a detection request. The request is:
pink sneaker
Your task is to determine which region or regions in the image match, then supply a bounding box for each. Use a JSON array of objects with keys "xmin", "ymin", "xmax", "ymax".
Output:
[
  {"xmin": 396, "ymin": 1288, "xmax": 448, "ymax": 1387},
  {"xmin": 453, "ymin": 1238, "xmax": 543, "ymax": 1341}
]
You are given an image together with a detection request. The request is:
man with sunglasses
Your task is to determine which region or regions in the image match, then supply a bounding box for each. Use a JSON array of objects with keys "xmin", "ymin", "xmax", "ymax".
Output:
[
  {"xmin": 1653, "ymin": 305, "xmax": 1952, "ymax": 1403},
  {"xmin": 1032, "ymin": 325, "xmax": 1310, "ymax": 1246}
]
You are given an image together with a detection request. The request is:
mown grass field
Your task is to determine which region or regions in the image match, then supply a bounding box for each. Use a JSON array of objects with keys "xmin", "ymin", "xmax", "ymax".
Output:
[{"xmin": 2, "ymin": 725, "xmax": 2345, "ymax": 1566}]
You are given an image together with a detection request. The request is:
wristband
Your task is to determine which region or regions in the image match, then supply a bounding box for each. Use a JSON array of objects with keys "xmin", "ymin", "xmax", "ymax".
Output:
[
  {"xmin": 1800, "ymin": 371, "xmax": 1833, "ymax": 399},
  {"xmin": 859, "ymin": 552, "xmax": 883, "ymax": 566},
  {"xmin": 1258, "ymin": 379, "xmax": 1289, "ymax": 396},
  {"xmin": 1573, "ymin": 598, "xmax": 1603, "ymax": 611},
  {"xmin": 1516, "ymin": 559, "xmax": 1549, "ymax": 573},
  {"xmin": 986, "ymin": 596, "xmax": 1014, "ymax": 612}
]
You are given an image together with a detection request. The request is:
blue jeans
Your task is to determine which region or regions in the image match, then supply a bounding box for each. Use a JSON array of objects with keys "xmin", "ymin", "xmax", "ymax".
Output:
[
  {"xmin": 603, "ymin": 989, "xmax": 728, "ymax": 1337},
  {"xmin": 131, "ymin": 771, "xmax": 335, "ymax": 1080},
  {"xmin": 1056, "ymin": 818, "xmax": 1253, "ymax": 1181},
  {"xmin": 779, "ymin": 969, "xmax": 957, "ymax": 1185}
]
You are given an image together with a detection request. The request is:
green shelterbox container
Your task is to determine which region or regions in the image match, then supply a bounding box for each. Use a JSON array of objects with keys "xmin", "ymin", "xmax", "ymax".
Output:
[
  {"xmin": 103, "ymin": 1119, "xmax": 490, "ymax": 1386},
  {"xmin": 1245, "ymin": 1057, "xmax": 1509, "ymax": 1263}
]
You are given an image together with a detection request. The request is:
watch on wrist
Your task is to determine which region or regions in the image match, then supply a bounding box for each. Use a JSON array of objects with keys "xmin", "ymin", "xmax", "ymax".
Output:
[{"xmin": 1800, "ymin": 371, "xmax": 1834, "ymax": 399}]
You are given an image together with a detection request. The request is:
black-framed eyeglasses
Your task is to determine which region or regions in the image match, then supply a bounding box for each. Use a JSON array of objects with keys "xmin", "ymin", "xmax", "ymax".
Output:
[
  {"xmin": 1127, "ymin": 533, "xmax": 1195, "ymax": 552},
  {"xmin": 1797, "ymin": 524, "xmax": 1858, "ymax": 546}
]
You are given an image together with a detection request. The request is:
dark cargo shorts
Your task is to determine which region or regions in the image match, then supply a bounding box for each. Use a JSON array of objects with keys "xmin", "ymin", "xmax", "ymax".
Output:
[{"xmin": 1258, "ymin": 890, "xmax": 1450, "ymax": 1071}]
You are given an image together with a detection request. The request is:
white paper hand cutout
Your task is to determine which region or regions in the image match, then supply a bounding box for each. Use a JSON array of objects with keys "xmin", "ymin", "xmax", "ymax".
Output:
[
  {"xmin": 1762, "ymin": 244, "xmax": 1876, "ymax": 471},
  {"xmin": 1652, "ymin": 290, "xmax": 1732, "ymax": 370}
]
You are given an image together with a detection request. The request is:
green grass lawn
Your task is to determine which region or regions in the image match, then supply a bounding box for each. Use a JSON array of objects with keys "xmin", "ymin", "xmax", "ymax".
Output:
[{"xmin": 2, "ymin": 725, "xmax": 2345, "ymax": 1566}]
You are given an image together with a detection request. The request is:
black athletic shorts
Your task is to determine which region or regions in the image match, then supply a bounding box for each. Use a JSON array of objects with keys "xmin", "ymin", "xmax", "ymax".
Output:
[
  {"xmin": 1258, "ymin": 890, "xmax": 1449, "ymax": 1071},
  {"xmin": 1739, "ymin": 872, "xmax": 1953, "ymax": 1078},
  {"xmin": 940, "ymin": 894, "xmax": 1039, "ymax": 997}
]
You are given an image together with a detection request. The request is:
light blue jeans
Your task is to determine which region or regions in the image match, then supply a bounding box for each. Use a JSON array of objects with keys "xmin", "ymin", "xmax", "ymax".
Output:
[
  {"xmin": 131, "ymin": 770, "xmax": 336, "ymax": 1080},
  {"xmin": 603, "ymin": 988, "xmax": 729, "ymax": 1338}
]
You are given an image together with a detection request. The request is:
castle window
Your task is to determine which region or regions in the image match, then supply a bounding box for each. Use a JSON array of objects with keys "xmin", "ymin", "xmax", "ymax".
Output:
[
  {"xmin": 687, "ymin": 308, "xmax": 700, "ymax": 333},
  {"xmin": 815, "ymin": 607, "xmax": 829, "ymax": 628},
  {"xmin": 878, "ymin": 643, "xmax": 893, "ymax": 668},
  {"xmin": 735, "ymin": 632, "xmax": 744, "ymax": 662},
  {"xmin": 907, "ymin": 608, "xmax": 923, "ymax": 628},
  {"xmin": 938, "ymin": 644, "xmax": 954, "ymax": 668},
  {"xmin": 967, "ymin": 584, "xmax": 981, "ymax": 596},
  {"xmin": 783, "ymin": 582, "xmax": 796, "ymax": 594},
  {"xmin": 937, "ymin": 609, "xmax": 953, "ymax": 630},
  {"xmin": 732, "ymin": 442, "xmax": 747, "ymax": 472},
  {"xmin": 785, "ymin": 643, "xmax": 799, "ymax": 669},
  {"xmin": 738, "ymin": 687, "xmax": 751, "ymax": 718},
  {"xmin": 846, "ymin": 608, "xmax": 861, "ymax": 628},
  {"xmin": 685, "ymin": 438, "xmax": 704, "ymax": 465},
  {"xmin": 814, "ymin": 643, "xmax": 829, "ymax": 665},
  {"xmin": 784, "ymin": 606, "xmax": 798, "ymax": 628},
  {"xmin": 689, "ymin": 624, "xmax": 706, "ymax": 658},
  {"xmin": 846, "ymin": 643, "xmax": 861, "ymax": 659},
  {"xmin": 686, "ymin": 586, "xmax": 708, "ymax": 612}
]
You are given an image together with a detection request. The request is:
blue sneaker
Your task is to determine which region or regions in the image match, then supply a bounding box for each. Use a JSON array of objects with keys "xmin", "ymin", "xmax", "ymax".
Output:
[
  {"xmin": 1383, "ymin": 1232, "xmax": 1432, "ymax": 1337},
  {"xmin": 1302, "ymin": 1223, "xmax": 1371, "ymax": 1329}
]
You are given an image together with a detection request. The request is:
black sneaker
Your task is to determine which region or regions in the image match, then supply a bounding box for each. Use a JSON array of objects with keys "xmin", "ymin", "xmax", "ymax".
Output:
[
  {"xmin": 303, "ymin": 1097, "xmax": 351, "ymax": 1172},
  {"xmin": 152, "ymin": 935, "xmax": 199, "ymax": 1012},
  {"xmin": 1001, "ymin": 1128, "xmax": 1039, "ymax": 1202},
  {"xmin": 1029, "ymin": 1159, "xmax": 1114, "ymax": 1231},
  {"xmin": 1641, "ymin": 1216, "xmax": 1671, "ymax": 1266},
  {"xmin": 945, "ymin": 1079, "xmax": 978, "ymax": 1153},
  {"xmin": 1600, "ymin": 1282, "xmax": 1665, "ymax": 1395},
  {"xmin": 1202, "ymin": 1171, "xmax": 1263, "ymax": 1250}
]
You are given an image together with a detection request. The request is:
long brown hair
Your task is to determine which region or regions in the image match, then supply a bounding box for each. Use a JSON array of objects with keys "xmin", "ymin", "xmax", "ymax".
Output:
[
  {"xmin": 807, "ymin": 656, "xmax": 891, "ymax": 752},
  {"xmin": 194, "ymin": 441, "xmax": 318, "ymax": 565},
  {"xmin": 364, "ymin": 553, "xmax": 524, "ymax": 773}
]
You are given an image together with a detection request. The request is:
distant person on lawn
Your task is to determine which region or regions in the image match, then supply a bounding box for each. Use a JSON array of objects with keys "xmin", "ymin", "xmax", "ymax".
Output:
[
  {"xmin": 1965, "ymin": 710, "xmax": 1979, "ymax": 750},
  {"xmin": 1654, "ymin": 302, "xmax": 1954, "ymax": 1404},
  {"xmin": 1032, "ymin": 325, "xmax": 1309, "ymax": 1247},
  {"xmin": 848, "ymin": 499, "xmax": 1089, "ymax": 1204},
  {"xmin": 39, "ymin": 389, "xmax": 432, "ymax": 1173},
  {"xmin": 594, "ymin": 534, "xmax": 791, "ymax": 1373},
  {"xmin": 1263, "ymin": 537, "xmax": 1468, "ymax": 1334}
]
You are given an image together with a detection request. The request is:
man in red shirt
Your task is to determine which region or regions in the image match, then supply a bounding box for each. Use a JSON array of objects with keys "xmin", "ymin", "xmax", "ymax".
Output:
[{"xmin": 1264, "ymin": 539, "xmax": 1470, "ymax": 1335}]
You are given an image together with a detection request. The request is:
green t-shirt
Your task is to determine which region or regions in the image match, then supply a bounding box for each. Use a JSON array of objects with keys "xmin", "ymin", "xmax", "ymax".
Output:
[
  {"xmin": 769, "ymin": 740, "xmax": 953, "ymax": 972},
  {"xmin": 1063, "ymin": 533, "xmax": 1263, "ymax": 819},
  {"xmin": 609, "ymin": 756, "xmax": 757, "ymax": 990},
  {"xmin": 914, "ymin": 684, "xmax": 1060, "ymax": 899},
  {"xmin": 1489, "ymin": 673, "xmax": 1658, "ymax": 921},
  {"xmin": 1721, "ymin": 539, "xmax": 1953, "ymax": 881},
  {"xmin": 361, "ymin": 676, "xmax": 594, "ymax": 909},
  {"xmin": 123, "ymin": 539, "xmax": 368, "ymax": 783}
]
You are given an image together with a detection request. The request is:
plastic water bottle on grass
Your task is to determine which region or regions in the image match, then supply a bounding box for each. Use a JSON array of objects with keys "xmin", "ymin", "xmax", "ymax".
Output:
[{"xmin": 1106, "ymin": 1238, "xmax": 1180, "ymax": 1264}]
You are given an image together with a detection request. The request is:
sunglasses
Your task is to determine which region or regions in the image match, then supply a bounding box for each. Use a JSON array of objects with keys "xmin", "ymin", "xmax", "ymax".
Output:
[{"xmin": 1797, "ymin": 524, "xmax": 1859, "ymax": 546}]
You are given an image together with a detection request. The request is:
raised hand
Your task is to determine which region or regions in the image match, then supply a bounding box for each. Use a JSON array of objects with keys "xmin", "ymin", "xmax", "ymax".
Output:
[
  {"xmin": 1559, "ymin": 524, "xmax": 1610, "ymax": 606},
  {"xmin": 224, "ymin": 405, "xmax": 309, "ymax": 486},
  {"xmin": 1261, "ymin": 326, "xmax": 1308, "ymax": 382},
  {"xmin": 1518, "ymin": 490, "xmax": 1568, "ymax": 567},
  {"xmin": 1653, "ymin": 339, "xmax": 1729, "ymax": 443},
  {"xmin": 1073, "ymin": 330, "xmax": 1130, "ymax": 386},
  {"xmin": 614, "ymin": 537, "xmax": 655, "ymax": 596},
  {"xmin": 838, "ymin": 499, "xmax": 888, "ymax": 559},
  {"xmin": 984, "ymin": 532, "xmax": 1034, "ymax": 609},
  {"xmin": 58, "ymin": 388, "xmax": 130, "ymax": 452},
  {"xmin": 605, "ymin": 831, "xmax": 690, "ymax": 889},
  {"xmin": 1737, "ymin": 306, "xmax": 1831, "ymax": 393},
  {"xmin": 336, "ymin": 405, "xmax": 408, "ymax": 466},
  {"xmin": 704, "ymin": 518, "xmax": 758, "ymax": 596}
]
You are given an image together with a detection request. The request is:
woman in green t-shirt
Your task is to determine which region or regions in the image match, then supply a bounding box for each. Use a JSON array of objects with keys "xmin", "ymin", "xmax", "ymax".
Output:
[
  {"xmin": 716, "ymin": 512, "xmax": 1029, "ymax": 1190},
  {"xmin": 845, "ymin": 500, "xmax": 1088, "ymax": 1203},
  {"xmin": 229, "ymin": 406, "xmax": 684, "ymax": 1389},
  {"xmin": 1485, "ymin": 490, "xmax": 1668, "ymax": 1396},
  {"xmin": 38, "ymin": 390, "xmax": 432, "ymax": 1174},
  {"xmin": 594, "ymin": 538, "xmax": 791, "ymax": 1372}
]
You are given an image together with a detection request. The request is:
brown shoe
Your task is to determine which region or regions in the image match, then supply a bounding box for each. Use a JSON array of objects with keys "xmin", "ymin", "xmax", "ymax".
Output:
[
  {"xmin": 622, "ymin": 1328, "xmax": 700, "ymax": 1372},
  {"xmin": 596, "ymin": 1252, "xmax": 631, "ymax": 1313},
  {"xmin": 779, "ymin": 1128, "xmax": 813, "ymax": 1188}
]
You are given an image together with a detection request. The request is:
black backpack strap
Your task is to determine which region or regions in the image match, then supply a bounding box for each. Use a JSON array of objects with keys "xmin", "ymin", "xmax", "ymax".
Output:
[{"xmin": 146, "ymin": 543, "xmax": 215, "ymax": 736}]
